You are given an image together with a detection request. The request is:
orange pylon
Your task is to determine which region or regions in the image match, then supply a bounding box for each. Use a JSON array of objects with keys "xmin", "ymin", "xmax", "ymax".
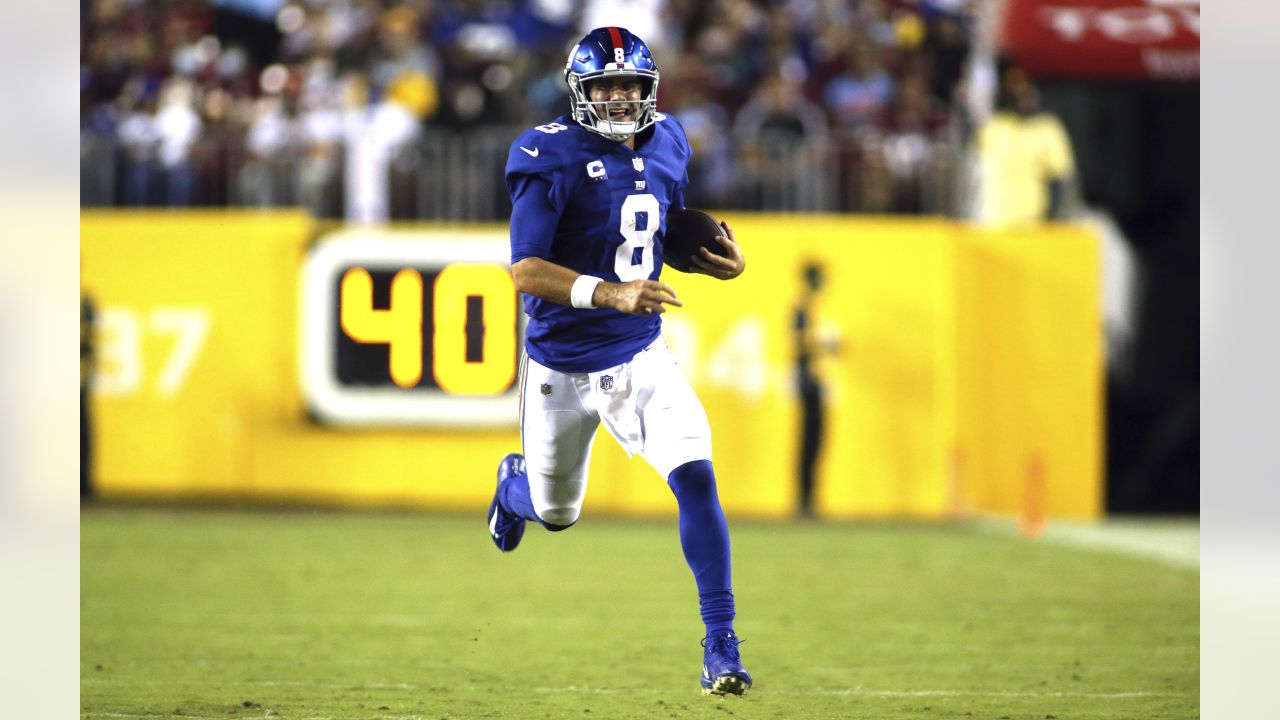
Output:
[{"xmin": 1019, "ymin": 452, "xmax": 1046, "ymax": 539}]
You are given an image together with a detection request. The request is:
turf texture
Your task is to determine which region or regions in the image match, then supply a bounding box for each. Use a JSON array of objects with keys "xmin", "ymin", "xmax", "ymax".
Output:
[{"xmin": 81, "ymin": 507, "xmax": 1198, "ymax": 719}]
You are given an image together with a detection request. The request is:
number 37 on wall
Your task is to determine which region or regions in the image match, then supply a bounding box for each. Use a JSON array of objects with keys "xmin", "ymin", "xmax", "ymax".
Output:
[
  {"xmin": 301, "ymin": 235, "xmax": 522, "ymax": 428},
  {"xmin": 95, "ymin": 307, "xmax": 210, "ymax": 398}
]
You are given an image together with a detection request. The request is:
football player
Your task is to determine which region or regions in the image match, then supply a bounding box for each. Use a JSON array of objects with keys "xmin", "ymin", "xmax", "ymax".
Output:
[{"xmin": 486, "ymin": 26, "xmax": 752, "ymax": 696}]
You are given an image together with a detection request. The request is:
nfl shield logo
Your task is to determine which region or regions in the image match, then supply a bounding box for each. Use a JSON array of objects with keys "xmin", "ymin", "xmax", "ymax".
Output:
[
  {"xmin": 599, "ymin": 375, "xmax": 614, "ymax": 391},
  {"xmin": 632, "ymin": 157, "xmax": 644, "ymax": 172},
  {"xmin": 540, "ymin": 383, "xmax": 552, "ymax": 396}
]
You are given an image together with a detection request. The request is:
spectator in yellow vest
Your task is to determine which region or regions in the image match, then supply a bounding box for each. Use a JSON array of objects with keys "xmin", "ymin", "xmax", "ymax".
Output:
[{"xmin": 973, "ymin": 69, "xmax": 1075, "ymax": 227}]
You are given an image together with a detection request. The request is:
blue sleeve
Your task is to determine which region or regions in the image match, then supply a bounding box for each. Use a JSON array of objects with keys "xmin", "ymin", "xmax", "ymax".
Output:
[
  {"xmin": 505, "ymin": 124, "xmax": 580, "ymax": 262},
  {"xmin": 509, "ymin": 174, "xmax": 560, "ymax": 263}
]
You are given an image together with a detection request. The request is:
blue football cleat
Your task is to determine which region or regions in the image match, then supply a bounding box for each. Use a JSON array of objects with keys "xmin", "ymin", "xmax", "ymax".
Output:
[
  {"xmin": 700, "ymin": 630, "xmax": 752, "ymax": 696},
  {"xmin": 487, "ymin": 453, "xmax": 526, "ymax": 552}
]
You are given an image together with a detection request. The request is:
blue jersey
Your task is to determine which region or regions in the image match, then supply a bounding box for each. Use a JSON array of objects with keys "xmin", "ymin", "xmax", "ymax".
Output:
[{"xmin": 506, "ymin": 113, "xmax": 692, "ymax": 373}]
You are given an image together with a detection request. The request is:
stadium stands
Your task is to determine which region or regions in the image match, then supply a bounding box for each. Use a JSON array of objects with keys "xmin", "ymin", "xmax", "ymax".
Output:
[{"xmin": 80, "ymin": 0, "xmax": 974, "ymax": 218}]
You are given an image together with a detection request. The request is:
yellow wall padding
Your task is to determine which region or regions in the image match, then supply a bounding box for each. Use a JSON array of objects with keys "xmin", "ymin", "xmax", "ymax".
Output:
[{"xmin": 81, "ymin": 212, "xmax": 1101, "ymax": 519}]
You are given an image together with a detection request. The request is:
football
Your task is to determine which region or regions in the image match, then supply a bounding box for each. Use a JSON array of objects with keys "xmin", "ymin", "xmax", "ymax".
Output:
[{"xmin": 662, "ymin": 208, "xmax": 730, "ymax": 273}]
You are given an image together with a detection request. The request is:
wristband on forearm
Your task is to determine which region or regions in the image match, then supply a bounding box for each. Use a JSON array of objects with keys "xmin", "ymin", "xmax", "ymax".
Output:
[{"xmin": 570, "ymin": 274, "xmax": 603, "ymax": 309}]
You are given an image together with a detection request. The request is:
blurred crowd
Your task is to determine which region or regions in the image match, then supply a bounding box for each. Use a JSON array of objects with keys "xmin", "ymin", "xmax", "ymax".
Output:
[{"xmin": 80, "ymin": 0, "xmax": 976, "ymax": 218}]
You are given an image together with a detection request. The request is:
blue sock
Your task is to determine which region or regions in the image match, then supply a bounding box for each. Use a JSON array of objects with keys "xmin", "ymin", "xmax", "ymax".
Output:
[
  {"xmin": 499, "ymin": 469, "xmax": 573, "ymax": 530},
  {"xmin": 667, "ymin": 460, "xmax": 735, "ymax": 637}
]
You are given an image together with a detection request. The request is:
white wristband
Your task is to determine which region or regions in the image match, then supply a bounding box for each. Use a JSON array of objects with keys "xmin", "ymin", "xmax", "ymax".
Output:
[{"xmin": 570, "ymin": 275, "xmax": 603, "ymax": 309}]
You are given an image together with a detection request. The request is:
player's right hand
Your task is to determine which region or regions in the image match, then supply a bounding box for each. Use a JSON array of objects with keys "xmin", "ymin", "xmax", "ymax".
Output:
[{"xmin": 600, "ymin": 279, "xmax": 682, "ymax": 316}]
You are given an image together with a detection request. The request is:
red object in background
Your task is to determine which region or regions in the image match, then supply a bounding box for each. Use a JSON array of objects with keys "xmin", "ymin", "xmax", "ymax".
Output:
[{"xmin": 1000, "ymin": 0, "xmax": 1199, "ymax": 80}]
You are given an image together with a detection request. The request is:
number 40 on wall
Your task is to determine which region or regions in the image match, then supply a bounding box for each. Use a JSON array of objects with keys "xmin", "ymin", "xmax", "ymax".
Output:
[
  {"xmin": 300, "ymin": 236, "xmax": 521, "ymax": 428},
  {"xmin": 339, "ymin": 263, "xmax": 517, "ymax": 396}
]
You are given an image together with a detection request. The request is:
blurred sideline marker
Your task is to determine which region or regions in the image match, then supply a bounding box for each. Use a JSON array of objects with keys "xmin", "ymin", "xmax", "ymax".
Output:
[
  {"xmin": 1019, "ymin": 452, "xmax": 1046, "ymax": 539},
  {"xmin": 946, "ymin": 444, "xmax": 967, "ymax": 520}
]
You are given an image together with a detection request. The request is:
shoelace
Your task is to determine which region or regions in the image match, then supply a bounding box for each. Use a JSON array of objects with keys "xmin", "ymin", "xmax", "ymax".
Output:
[{"xmin": 701, "ymin": 633, "xmax": 745, "ymax": 665}]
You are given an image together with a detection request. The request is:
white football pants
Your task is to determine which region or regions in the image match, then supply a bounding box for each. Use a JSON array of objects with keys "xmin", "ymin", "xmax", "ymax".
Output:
[{"xmin": 519, "ymin": 336, "xmax": 713, "ymax": 526}]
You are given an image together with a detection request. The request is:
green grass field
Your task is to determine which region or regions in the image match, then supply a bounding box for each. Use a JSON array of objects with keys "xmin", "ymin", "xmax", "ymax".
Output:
[{"xmin": 81, "ymin": 507, "xmax": 1198, "ymax": 719}]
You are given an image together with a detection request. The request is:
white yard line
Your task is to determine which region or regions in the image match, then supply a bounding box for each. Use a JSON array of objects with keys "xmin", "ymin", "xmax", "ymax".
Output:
[
  {"xmin": 779, "ymin": 689, "xmax": 1181, "ymax": 698},
  {"xmin": 975, "ymin": 516, "xmax": 1200, "ymax": 569},
  {"xmin": 528, "ymin": 686, "xmax": 1187, "ymax": 698},
  {"xmin": 84, "ymin": 715, "xmax": 426, "ymax": 720},
  {"xmin": 85, "ymin": 715, "xmax": 206, "ymax": 719},
  {"xmin": 82, "ymin": 679, "xmax": 420, "ymax": 689}
]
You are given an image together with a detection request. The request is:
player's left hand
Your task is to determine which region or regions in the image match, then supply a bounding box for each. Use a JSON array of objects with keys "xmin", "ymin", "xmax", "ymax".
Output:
[{"xmin": 691, "ymin": 220, "xmax": 745, "ymax": 280}]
